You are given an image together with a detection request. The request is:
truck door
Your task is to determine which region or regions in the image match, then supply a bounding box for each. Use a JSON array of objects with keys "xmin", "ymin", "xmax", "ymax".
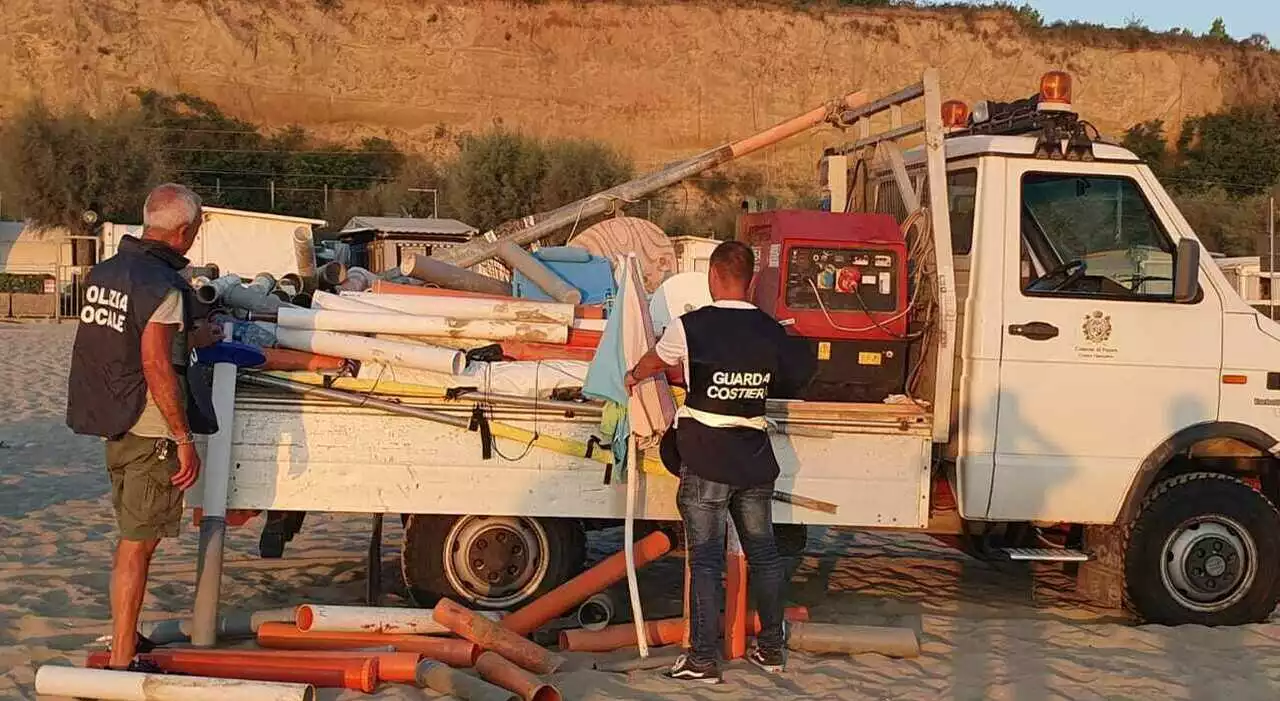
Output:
[{"xmin": 990, "ymin": 161, "xmax": 1222, "ymax": 523}]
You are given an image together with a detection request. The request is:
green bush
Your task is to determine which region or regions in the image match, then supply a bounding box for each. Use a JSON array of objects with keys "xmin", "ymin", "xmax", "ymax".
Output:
[
  {"xmin": 0, "ymin": 273, "xmax": 53, "ymax": 294},
  {"xmin": 443, "ymin": 129, "xmax": 633, "ymax": 233},
  {"xmin": 0, "ymin": 101, "xmax": 169, "ymax": 233}
]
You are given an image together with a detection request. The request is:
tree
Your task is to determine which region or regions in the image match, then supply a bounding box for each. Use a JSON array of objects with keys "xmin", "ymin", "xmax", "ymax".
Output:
[
  {"xmin": 1174, "ymin": 103, "xmax": 1280, "ymax": 196},
  {"xmin": 538, "ymin": 139, "xmax": 632, "ymax": 212},
  {"xmin": 1121, "ymin": 120, "xmax": 1169, "ymax": 174},
  {"xmin": 443, "ymin": 129, "xmax": 634, "ymax": 232},
  {"xmin": 444, "ymin": 129, "xmax": 548, "ymax": 232},
  {"xmin": 0, "ymin": 101, "xmax": 169, "ymax": 233},
  {"xmin": 1207, "ymin": 17, "xmax": 1230, "ymax": 41}
]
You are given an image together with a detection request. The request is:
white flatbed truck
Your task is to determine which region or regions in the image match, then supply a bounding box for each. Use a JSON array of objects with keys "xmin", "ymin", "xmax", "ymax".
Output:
[{"xmin": 194, "ymin": 70, "xmax": 1280, "ymax": 626}]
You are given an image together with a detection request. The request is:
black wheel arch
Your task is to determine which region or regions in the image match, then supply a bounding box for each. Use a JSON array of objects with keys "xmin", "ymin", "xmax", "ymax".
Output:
[{"xmin": 1118, "ymin": 421, "xmax": 1280, "ymax": 525}]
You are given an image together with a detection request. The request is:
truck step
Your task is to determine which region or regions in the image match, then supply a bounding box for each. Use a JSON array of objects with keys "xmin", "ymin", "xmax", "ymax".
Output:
[{"xmin": 1000, "ymin": 547, "xmax": 1091, "ymax": 562}]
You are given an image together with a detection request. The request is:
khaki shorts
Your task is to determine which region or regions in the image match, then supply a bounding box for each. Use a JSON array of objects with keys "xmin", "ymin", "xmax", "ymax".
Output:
[{"xmin": 106, "ymin": 433, "xmax": 184, "ymax": 541}]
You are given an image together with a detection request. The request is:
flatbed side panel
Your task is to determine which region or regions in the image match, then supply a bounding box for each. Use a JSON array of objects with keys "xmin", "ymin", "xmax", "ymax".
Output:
[{"xmin": 196, "ymin": 403, "xmax": 931, "ymax": 528}]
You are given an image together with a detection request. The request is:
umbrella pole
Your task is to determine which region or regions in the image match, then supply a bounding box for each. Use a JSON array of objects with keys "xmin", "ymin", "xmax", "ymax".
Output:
[{"xmin": 624, "ymin": 433, "xmax": 649, "ymax": 658}]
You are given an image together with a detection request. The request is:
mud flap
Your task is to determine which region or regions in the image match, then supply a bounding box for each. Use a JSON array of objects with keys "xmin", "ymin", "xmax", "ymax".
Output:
[{"xmin": 1076, "ymin": 524, "xmax": 1125, "ymax": 610}]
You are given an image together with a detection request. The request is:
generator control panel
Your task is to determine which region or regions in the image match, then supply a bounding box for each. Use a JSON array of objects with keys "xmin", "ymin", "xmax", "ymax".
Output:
[
  {"xmin": 738, "ymin": 210, "xmax": 909, "ymax": 342},
  {"xmin": 784, "ymin": 246, "xmax": 900, "ymax": 314},
  {"xmin": 737, "ymin": 210, "xmax": 912, "ymax": 403}
]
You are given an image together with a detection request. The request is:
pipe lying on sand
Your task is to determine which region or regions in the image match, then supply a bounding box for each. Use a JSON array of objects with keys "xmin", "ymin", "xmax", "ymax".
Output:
[
  {"xmin": 106, "ymin": 649, "xmax": 423, "ymax": 685},
  {"xmin": 433, "ymin": 599, "xmax": 566, "ymax": 675},
  {"xmin": 256, "ymin": 622, "xmax": 480, "ymax": 668},
  {"xmin": 502, "ymin": 530, "xmax": 671, "ymax": 636},
  {"xmin": 140, "ymin": 608, "xmax": 295, "ymax": 645},
  {"xmin": 558, "ymin": 607, "xmax": 811, "ymax": 653},
  {"xmin": 474, "ymin": 652, "xmax": 561, "ymax": 701},
  {"xmin": 367, "ymin": 279, "xmax": 608, "ymax": 320},
  {"xmin": 415, "ymin": 660, "xmax": 519, "ymax": 701},
  {"xmin": 35, "ymin": 666, "xmax": 315, "ymax": 701},
  {"xmin": 296, "ymin": 604, "xmax": 502, "ymax": 636},
  {"xmin": 319, "ymin": 261, "xmax": 348, "ymax": 288},
  {"xmin": 785, "ymin": 621, "xmax": 921, "ymax": 658},
  {"xmin": 575, "ymin": 591, "xmax": 617, "ymax": 632},
  {"xmin": 85, "ymin": 651, "xmax": 378, "ymax": 693}
]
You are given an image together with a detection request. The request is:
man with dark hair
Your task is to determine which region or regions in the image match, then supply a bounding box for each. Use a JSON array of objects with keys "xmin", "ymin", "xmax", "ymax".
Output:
[
  {"xmin": 66, "ymin": 183, "xmax": 220, "ymax": 670},
  {"xmin": 626, "ymin": 240, "xmax": 814, "ymax": 683}
]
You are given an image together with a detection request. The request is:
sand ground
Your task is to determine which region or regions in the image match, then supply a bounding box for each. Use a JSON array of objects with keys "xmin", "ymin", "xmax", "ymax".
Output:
[{"xmin": 2, "ymin": 323, "xmax": 1279, "ymax": 700}]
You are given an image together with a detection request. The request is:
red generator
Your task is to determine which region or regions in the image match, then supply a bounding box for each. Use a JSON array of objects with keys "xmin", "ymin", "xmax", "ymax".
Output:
[{"xmin": 738, "ymin": 210, "xmax": 911, "ymax": 403}]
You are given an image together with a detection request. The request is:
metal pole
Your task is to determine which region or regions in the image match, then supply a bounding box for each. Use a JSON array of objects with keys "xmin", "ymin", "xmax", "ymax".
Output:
[
  {"xmin": 324, "ymin": 183, "xmax": 329, "ymax": 215},
  {"xmin": 270, "ymin": 180, "xmax": 276, "ymax": 211},
  {"xmin": 1271, "ymin": 196, "xmax": 1276, "ymax": 320}
]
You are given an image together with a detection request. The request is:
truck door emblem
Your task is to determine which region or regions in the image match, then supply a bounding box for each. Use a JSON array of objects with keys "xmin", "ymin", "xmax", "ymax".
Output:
[{"xmin": 1081, "ymin": 311, "xmax": 1112, "ymax": 345}]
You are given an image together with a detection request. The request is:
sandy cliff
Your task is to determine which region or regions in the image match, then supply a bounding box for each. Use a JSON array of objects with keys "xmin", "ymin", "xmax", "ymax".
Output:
[{"xmin": 4, "ymin": 0, "xmax": 1279, "ymax": 182}]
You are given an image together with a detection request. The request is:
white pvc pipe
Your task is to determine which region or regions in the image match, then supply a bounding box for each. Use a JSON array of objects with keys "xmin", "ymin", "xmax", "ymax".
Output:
[
  {"xmin": 624, "ymin": 433, "xmax": 648, "ymax": 659},
  {"xmin": 34, "ymin": 666, "xmax": 314, "ymax": 701},
  {"xmin": 276, "ymin": 307, "xmax": 569, "ymax": 344},
  {"xmin": 342, "ymin": 291, "xmax": 576, "ymax": 326},
  {"xmin": 295, "ymin": 605, "xmax": 502, "ymax": 635},
  {"xmin": 311, "ymin": 290, "xmax": 392, "ymax": 313},
  {"xmin": 191, "ymin": 322, "xmax": 237, "ymax": 647},
  {"xmin": 273, "ymin": 326, "xmax": 465, "ymax": 375}
]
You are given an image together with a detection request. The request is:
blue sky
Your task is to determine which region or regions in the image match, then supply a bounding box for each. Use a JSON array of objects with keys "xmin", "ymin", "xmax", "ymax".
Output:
[{"xmin": 1013, "ymin": 1, "xmax": 1278, "ymax": 40}]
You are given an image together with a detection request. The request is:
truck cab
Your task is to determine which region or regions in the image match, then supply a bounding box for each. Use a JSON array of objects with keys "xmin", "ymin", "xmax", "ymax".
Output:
[{"xmin": 849, "ymin": 74, "xmax": 1280, "ymax": 625}]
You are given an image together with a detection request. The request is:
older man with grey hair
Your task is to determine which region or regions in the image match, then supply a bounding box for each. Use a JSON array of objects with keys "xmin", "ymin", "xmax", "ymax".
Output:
[{"xmin": 67, "ymin": 183, "xmax": 221, "ymax": 670}]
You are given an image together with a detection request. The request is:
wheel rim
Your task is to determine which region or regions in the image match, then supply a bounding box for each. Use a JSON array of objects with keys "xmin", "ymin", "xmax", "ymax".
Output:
[
  {"xmin": 443, "ymin": 516, "xmax": 550, "ymax": 609},
  {"xmin": 1159, "ymin": 515, "xmax": 1257, "ymax": 613}
]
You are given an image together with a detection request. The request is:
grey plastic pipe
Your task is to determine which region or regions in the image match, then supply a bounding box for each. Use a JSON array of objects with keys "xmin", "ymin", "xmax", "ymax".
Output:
[
  {"xmin": 190, "ymin": 322, "xmax": 237, "ymax": 647},
  {"xmin": 495, "ymin": 240, "xmax": 582, "ymax": 304}
]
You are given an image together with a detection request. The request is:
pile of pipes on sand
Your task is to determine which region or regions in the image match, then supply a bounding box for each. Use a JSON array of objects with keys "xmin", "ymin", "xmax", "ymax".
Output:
[{"xmin": 37, "ymin": 530, "xmax": 921, "ymax": 700}]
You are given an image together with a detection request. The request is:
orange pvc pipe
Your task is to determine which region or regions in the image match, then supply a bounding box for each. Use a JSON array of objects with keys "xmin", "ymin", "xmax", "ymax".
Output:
[
  {"xmin": 256, "ymin": 622, "xmax": 479, "ymax": 668},
  {"xmin": 558, "ymin": 607, "xmax": 810, "ymax": 653},
  {"xmin": 163, "ymin": 649, "xmax": 423, "ymax": 685},
  {"xmin": 259, "ymin": 347, "xmax": 347, "ymax": 372},
  {"xmin": 498, "ymin": 341, "xmax": 597, "ymax": 362},
  {"xmin": 370, "ymin": 279, "xmax": 606, "ymax": 320},
  {"xmin": 565, "ymin": 327, "xmax": 602, "ymax": 348},
  {"xmin": 503, "ymin": 530, "xmax": 672, "ymax": 636},
  {"xmin": 86, "ymin": 651, "xmax": 378, "ymax": 692},
  {"xmin": 724, "ymin": 529, "xmax": 748, "ymax": 660},
  {"xmin": 474, "ymin": 652, "xmax": 562, "ymax": 701},
  {"xmin": 432, "ymin": 599, "xmax": 566, "ymax": 675}
]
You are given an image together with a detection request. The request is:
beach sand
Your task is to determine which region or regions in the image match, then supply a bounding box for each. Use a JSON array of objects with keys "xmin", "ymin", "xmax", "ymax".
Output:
[{"xmin": 2, "ymin": 323, "xmax": 1278, "ymax": 700}]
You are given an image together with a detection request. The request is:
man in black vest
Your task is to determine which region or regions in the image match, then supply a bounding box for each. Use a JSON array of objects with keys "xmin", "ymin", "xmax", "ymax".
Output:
[
  {"xmin": 626, "ymin": 241, "xmax": 814, "ymax": 684},
  {"xmin": 66, "ymin": 183, "xmax": 220, "ymax": 670}
]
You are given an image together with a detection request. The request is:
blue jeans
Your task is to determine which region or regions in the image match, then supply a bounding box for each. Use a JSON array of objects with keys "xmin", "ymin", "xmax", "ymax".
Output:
[{"xmin": 677, "ymin": 471, "xmax": 786, "ymax": 666}]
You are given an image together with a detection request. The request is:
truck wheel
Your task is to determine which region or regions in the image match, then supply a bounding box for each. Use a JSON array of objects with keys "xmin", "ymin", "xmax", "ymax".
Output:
[
  {"xmin": 401, "ymin": 515, "xmax": 585, "ymax": 610},
  {"xmin": 1125, "ymin": 472, "xmax": 1280, "ymax": 625}
]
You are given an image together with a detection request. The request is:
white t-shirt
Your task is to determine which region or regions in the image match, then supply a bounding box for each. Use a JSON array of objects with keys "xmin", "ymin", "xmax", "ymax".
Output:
[
  {"xmin": 654, "ymin": 299, "xmax": 769, "ymax": 431},
  {"xmin": 130, "ymin": 290, "xmax": 185, "ymax": 439}
]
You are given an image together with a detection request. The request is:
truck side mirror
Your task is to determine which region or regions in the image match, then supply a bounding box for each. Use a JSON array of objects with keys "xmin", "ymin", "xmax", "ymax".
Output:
[{"xmin": 1174, "ymin": 238, "xmax": 1201, "ymax": 304}]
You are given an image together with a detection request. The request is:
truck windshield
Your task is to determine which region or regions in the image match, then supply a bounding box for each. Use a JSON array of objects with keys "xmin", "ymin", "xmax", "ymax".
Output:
[{"xmin": 1020, "ymin": 173, "xmax": 1175, "ymax": 300}]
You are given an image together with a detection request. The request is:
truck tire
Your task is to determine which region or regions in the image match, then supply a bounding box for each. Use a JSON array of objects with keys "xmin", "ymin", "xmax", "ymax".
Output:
[
  {"xmin": 401, "ymin": 515, "xmax": 585, "ymax": 610},
  {"xmin": 1124, "ymin": 472, "xmax": 1280, "ymax": 625}
]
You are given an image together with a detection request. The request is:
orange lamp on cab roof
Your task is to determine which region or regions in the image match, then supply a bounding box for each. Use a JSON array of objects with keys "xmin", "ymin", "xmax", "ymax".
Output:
[
  {"xmin": 1038, "ymin": 71, "xmax": 1074, "ymax": 111},
  {"xmin": 941, "ymin": 100, "xmax": 970, "ymax": 129}
]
